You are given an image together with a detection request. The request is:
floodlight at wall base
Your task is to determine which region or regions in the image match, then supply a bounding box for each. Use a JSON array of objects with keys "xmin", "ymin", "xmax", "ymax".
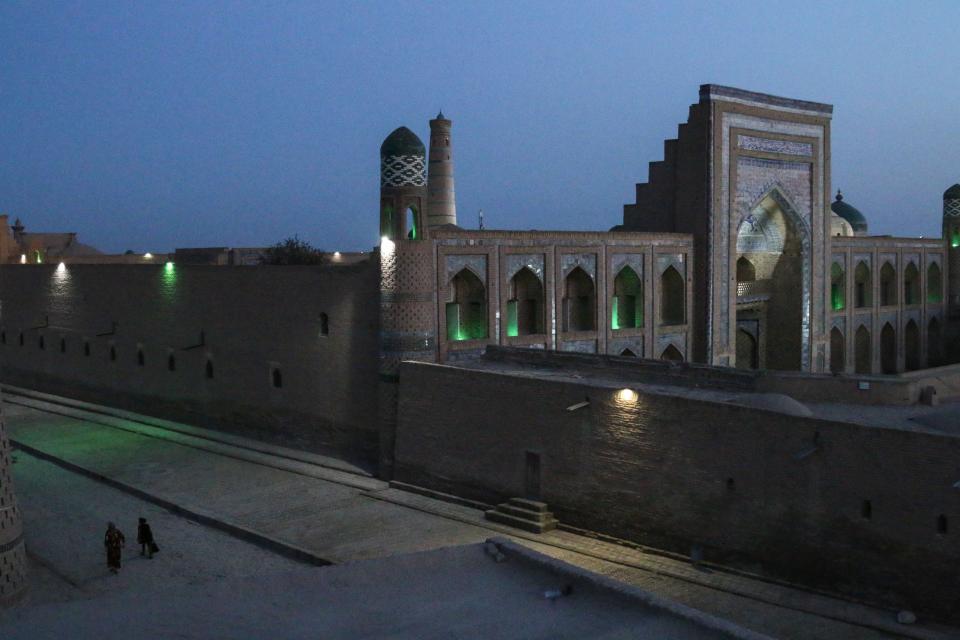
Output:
[
  {"xmin": 20, "ymin": 254, "xmax": 26, "ymax": 264},
  {"xmin": 380, "ymin": 236, "xmax": 395, "ymax": 254}
]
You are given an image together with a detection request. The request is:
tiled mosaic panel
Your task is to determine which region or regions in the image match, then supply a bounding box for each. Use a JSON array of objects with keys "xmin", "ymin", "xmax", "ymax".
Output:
[{"xmin": 381, "ymin": 155, "xmax": 426, "ymax": 187}]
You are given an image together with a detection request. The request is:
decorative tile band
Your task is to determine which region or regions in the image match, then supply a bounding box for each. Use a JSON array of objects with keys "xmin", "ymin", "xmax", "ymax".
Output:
[
  {"xmin": 738, "ymin": 135, "xmax": 813, "ymax": 157},
  {"xmin": 381, "ymin": 154, "xmax": 426, "ymax": 187}
]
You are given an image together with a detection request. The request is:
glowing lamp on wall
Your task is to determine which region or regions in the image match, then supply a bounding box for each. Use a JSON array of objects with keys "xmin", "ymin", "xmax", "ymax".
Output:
[
  {"xmin": 144, "ymin": 252, "xmax": 153, "ymax": 259},
  {"xmin": 20, "ymin": 254, "xmax": 26, "ymax": 264},
  {"xmin": 617, "ymin": 388, "xmax": 638, "ymax": 403},
  {"xmin": 380, "ymin": 236, "xmax": 395, "ymax": 254}
]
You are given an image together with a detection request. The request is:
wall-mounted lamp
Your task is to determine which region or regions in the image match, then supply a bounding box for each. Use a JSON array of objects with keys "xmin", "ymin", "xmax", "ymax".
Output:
[{"xmin": 617, "ymin": 388, "xmax": 639, "ymax": 403}]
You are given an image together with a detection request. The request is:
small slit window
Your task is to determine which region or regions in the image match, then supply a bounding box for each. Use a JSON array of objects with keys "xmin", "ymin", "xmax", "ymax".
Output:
[
  {"xmin": 19, "ymin": 332, "xmax": 24, "ymax": 346},
  {"xmin": 137, "ymin": 349, "xmax": 145, "ymax": 366},
  {"xmin": 861, "ymin": 499, "xmax": 872, "ymax": 520},
  {"xmin": 60, "ymin": 338, "xmax": 66, "ymax": 353},
  {"xmin": 38, "ymin": 335, "xmax": 45, "ymax": 350},
  {"xmin": 167, "ymin": 354, "xmax": 176, "ymax": 372},
  {"xmin": 938, "ymin": 514, "xmax": 948, "ymax": 535},
  {"xmin": 320, "ymin": 313, "xmax": 329, "ymax": 337},
  {"xmin": 0, "ymin": 331, "xmax": 5, "ymax": 345},
  {"xmin": 84, "ymin": 342, "xmax": 91, "ymax": 357},
  {"xmin": 272, "ymin": 368, "xmax": 283, "ymax": 389},
  {"xmin": 205, "ymin": 360, "xmax": 214, "ymax": 380},
  {"xmin": 110, "ymin": 346, "xmax": 117, "ymax": 362}
]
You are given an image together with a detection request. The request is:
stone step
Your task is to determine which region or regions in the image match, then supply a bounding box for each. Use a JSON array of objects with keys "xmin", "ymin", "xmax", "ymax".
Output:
[
  {"xmin": 507, "ymin": 497, "xmax": 550, "ymax": 513},
  {"xmin": 484, "ymin": 509, "xmax": 558, "ymax": 534},
  {"xmin": 494, "ymin": 503, "xmax": 555, "ymax": 522}
]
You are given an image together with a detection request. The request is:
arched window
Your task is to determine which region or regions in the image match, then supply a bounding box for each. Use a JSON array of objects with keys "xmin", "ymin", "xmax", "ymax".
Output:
[
  {"xmin": 319, "ymin": 313, "xmax": 329, "ymax": 337},
  {"xmin": 927, "ymin": 262, "xmax": 943, "ymax": 303},
  {"xmin": 659, "ymin": 266, "xmax": 685, "ymax": 326},
  {"xmin": 446, "ymin": 269, "xmax": 487, "ymax": 341},
  {"xmin": 205, "ymin": 359, "xmax": 215, "ymax": 380},
  {"xmin": 830, "ymin": 263, "xmax": 845, "ymax": 311},
  {"xmin": 563, "ymin": 267, "xmax": 595, "ymax": 332},
  {"xmin": 660, "ymin": 344, "xmax": 683, "ymax": 362},
  {"xmin": 272, "ymin": 368, "xmax": 283, "ymax": 389},
  {"xmin": 880, "ymin": 322, "xmax": 896, "ymax": 374},
  {"xmin": 880, "ymin": 262, "xmax": 897, "ymax": 307},
  {"xmin": 612, "ymin": 267, "xmax": 642, "ymax": 330},
  {"xmin": 904, "ymin": 320, "xmax": 920, "ymax": 371},
  {"xmin": 380, "ymin": 204, "xmax": 395, "ymax": 240},
  {"xmin": 903, "ymin": 262, "xmax": 919, "ymax": 305},
  {"xmin": 405, "ymin": 206, "xmax": 418, "ymax": 240},
  {"xmin": 736, "ymin": 257, "xmax": 756, "ymax": 282},
  {"xmin": 854, "ymin": 262, "xmax": 872, "ymax": 308},
  {"xmin": 168, "ymin": 353, "xmax": 177, "ymax": 372},
  {"xmin": 854, "ymin": 325, "xmax": 871, "ymax": 374},
  {"xmin": 830, "ymin": 327, "xmax": 845, "ymax": 374},
  {"xmin": 507, "ymin": 267, "xmax": 544, "ymax": 337},
  {"xmin": 928, "ymin": 317, "xmax": 942, "ymax": 366}
]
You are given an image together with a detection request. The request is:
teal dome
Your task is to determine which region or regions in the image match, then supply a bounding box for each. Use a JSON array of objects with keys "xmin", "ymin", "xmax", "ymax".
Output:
[
  {"xmin": 944, "ymin": 183, "xmax": 960, "ymax": 200},
  {"xmin": 380, "ymin": 127, "xmax": 425, "ymax": 158},
  {"xmin": 831, "ymin": 191, "xmax": 868, "ymax": 233}
]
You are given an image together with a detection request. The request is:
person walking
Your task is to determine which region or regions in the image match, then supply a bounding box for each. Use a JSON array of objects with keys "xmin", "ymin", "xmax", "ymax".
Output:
[
  {"xmin": 104, "ymin": 522, "xmax": 125, "ymax": 574},
  {"xmin": 137, "ymin": 517, "xmax": 158, "ymax": 559}
]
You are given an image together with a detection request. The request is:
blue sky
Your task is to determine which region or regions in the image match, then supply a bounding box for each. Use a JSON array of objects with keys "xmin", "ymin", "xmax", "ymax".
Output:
[{"xmin": 2, "ymin": 1, "xmax": 958, "ymax": 252}]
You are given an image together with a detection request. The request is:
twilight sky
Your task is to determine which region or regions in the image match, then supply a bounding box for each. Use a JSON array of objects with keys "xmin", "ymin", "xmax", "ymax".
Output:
[{"xmin": 2, "ymin": 1, "xmax": 959, "ymax": 253}]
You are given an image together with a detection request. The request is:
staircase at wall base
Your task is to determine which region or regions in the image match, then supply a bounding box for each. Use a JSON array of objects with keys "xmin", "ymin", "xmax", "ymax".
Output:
[{"xmin": 485, "ymin": 497, "xmax": 558, "ymax": 533}]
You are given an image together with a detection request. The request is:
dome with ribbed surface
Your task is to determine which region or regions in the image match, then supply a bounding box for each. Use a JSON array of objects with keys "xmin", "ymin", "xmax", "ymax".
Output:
[
  {"xmin": 944, "ymin": 183, "xmax": 960, "ymax": 200},
  {"xmin": 380, "ymin": 127, "xmax": 425, "ymax": 158},
  {"xmin": 830, "ymin": 191, "xmax": 868, "ymax": 233}
]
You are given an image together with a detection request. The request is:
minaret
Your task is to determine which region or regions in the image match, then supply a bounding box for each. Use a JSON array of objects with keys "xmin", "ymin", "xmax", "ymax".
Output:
[
  {"xmin": 427, "ymin": 112, "xmax": 457, "ymax": 228},
  {"xmin": 943, "ymin": 183, "xmax": 960, "ymax": 317},
  {"xmin": 377, "ymin": 126, "xmax": 437, "ymax": 479}
]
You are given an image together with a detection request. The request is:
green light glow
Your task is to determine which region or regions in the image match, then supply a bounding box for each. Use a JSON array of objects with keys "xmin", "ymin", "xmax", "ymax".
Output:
[
  {"xmin": 506, "ymin": 300, "xmax": 519, "ymax": 337},
  {"xmin": 611, "ymin": 296, "xmax": 620, "ymax": 330},
  {"xmin": 952, "ymin": 227, "xmax": 960, "ymax": 247},
  {"xmin": 831, "ymin": 284, "xmax": 845, "ymax": 311},
  {"xmin": 164, "ymin": 261, "xmax": 175, "ymax": 272}
]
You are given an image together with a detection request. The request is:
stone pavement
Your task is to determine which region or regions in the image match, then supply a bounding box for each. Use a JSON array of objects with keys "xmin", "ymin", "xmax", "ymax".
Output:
[{"xmin": 3, "ymin": 387, "xmax": 956, "ymax": 640}]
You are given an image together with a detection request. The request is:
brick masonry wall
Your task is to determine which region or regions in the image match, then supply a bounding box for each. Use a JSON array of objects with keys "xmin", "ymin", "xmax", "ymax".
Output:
[
  {"xmin": 0, "ymin": 389, "xmax": 27, "ymax": 605},
  {"xmin": 394, "ymin": 361, "xmax": 960, "ymax": 620},
  {"xmin": 0, "ymin": 262, "xmax": 381, "ymax": 459}
]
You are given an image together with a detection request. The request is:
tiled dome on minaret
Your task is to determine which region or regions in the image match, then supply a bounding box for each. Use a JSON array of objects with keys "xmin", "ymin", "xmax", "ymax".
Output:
[{"xmin": 380, "ymin": 127, "xmax": 426, "ymax": 188}]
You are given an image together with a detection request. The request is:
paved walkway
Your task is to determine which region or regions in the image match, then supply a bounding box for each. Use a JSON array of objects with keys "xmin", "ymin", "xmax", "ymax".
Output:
[{"xmin": 3, "ymin": 388, "xmax": 955, "ymax": 640}]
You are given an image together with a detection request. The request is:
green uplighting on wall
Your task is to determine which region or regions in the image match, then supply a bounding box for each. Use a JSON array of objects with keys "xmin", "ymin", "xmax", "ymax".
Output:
[
  {"xmin": 164, "ymin": 261, "xmax": 175, "ymax": 272},
  {"xmin": 506, "ymin": 300, "xmax": 519, "ymax": 337},
  {"xmin": 831, "ymin": 284, "xmax": 845, "ymax": 311},
  {"xmin": 611, "ymin": 296, "xmax": 620, "ymax": 330}
]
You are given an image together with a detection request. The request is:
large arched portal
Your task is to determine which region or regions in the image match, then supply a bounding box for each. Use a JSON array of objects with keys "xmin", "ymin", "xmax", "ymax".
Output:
[{"xmin": 735, "ymin": 190, "xmax": 808, "ymax": 371}]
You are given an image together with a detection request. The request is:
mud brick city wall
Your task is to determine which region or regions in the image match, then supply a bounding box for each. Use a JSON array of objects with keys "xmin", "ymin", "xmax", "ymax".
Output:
[
  {"xmin": 394, "ymin": 361, "xmax": 960, "ymax": 620},
  {"xmin": 0, "ymin": 389, "xmax": 27, "ymax": 605},
  {"xmin": 0, "ymin": 263, "xmax": 381, "ymax": 459}
]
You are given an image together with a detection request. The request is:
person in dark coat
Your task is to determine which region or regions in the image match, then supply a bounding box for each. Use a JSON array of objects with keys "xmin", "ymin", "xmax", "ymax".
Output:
[
  {"xmin": 137, "ymin": 517, "xmax": 157, "ymax": 558},
  {"xmin": 104, "ymin": 522, "xmax": 125, "ymax": 574}
]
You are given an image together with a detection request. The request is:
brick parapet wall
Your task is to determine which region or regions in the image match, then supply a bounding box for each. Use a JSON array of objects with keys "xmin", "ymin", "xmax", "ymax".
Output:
[
  {"xmin": 0, "ymin": 389, "xmax": 27, "ymax": 605},
  {"xmin": 394, "ymin": 360, "xmax": 960, "ymax": 622},
  {"xmin": 0, "ymin": 263, "xmax": 381, "ymax": 460}
]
